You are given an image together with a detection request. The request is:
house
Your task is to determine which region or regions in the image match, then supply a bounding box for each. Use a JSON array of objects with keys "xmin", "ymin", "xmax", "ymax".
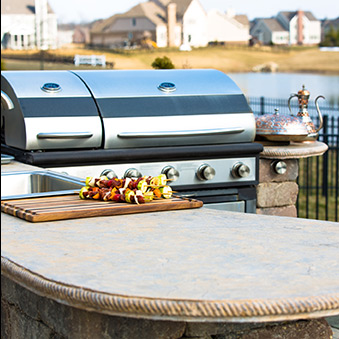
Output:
[
  {"xmin": 57, "ymin": 23, "xmax": 91, "ymax": 47},
  {"xmin": 1, "ymin": 0, "xmax": 58, "ymax": 50},
  {"xmin": 207, "ymin": 9, "xmax": 250, "ymax": 45},
  {"xmin": 277, "ymin": 11, "xmax": 321, "ymax": 45},
  {"xmin": 90, "ymin": 1, "xmax": 171, "ymax": 48},
  {"xmin": 250, "ymin": 10, "xmax": 321, "ymax": 46},
  {"xmin": 90, "ymin": 0, "xmax": 208, "ymax": 49},
  {"xmin": 175, "ymin": 0, "xmax": 207, "ymax": 47},
  {"xmin": 250, "ymin": 18, "xmax": 289, "ymax": 45},
  {"xmin": 73, "ymin": 25, "xmax": 91, "ymax": 45}
]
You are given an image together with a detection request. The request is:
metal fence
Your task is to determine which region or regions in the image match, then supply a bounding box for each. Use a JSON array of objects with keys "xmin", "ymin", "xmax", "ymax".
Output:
[{"xmin": 248, "ymin": 96, "xmax": 339, "ymax": 222}]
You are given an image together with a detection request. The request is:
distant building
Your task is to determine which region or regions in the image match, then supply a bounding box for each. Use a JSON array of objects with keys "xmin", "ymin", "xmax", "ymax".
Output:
[
  {"xmin": 251, "ymin": 10, "xmax": 321, "ymax": 46},
  {"xmin": 277, "ymin": 11, "xmax": 321, "ymax": 45},
  {"xmin": 57, "ymin": 23, "xmax": 91, "ymax": 47},
  {"xmin": 250, "ymin": 18, "xmax": 289, "ymax": 45},
  {"xmin": 207, "ymin": 9, "xmax": 251, "ymax": 45},
  {"xmin": 90, "ymin": 0, "xmax": 208, "ymax": 49},
  {"xmin": 1, "ymin": 0, "xmax": 58, "ymax": 50},
  {"xmin": 90, "ymin": 0, "xmax": 252, "ymax": 49},
  {"xmin": 73, "ymin": 26, "xmax": 91, "ymax": 44}
]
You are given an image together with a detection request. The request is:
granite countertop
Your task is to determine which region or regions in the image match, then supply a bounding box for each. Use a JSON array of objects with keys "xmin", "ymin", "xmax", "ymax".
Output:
[
  {"xmin": 1, "ymin": 156, "xmax": 339, "ymax": 322},
  {"xmin": 2, "ymin": 208, "xmax": 339, "ymax": 322}
]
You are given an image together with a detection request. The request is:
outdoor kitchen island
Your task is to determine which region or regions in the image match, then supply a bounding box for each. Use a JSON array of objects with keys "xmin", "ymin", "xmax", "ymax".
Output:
[{"xmin": 2, "ymin": 165, "xmax": 339, "ymax": 339}]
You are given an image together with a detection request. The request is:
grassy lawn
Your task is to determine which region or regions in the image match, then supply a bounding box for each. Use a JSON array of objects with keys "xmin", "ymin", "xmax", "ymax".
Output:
[
  {"xmin": 2, "ymin": 45, "xmax": 339, "ymax": 74},
  {"xmin": 1, "ymin": 58, "xmax": 109, "ymax": 71}
]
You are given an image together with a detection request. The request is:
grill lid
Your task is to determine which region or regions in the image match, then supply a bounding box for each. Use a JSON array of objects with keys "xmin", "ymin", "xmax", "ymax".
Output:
[
  {"xmin": 73, "ymin": 69, "xmax": 256, "ymax": 149},
  {"xmin": 1, "ymin": 70, "xmax": 102, "ymax": 150},
  {"xmin": 1, "ymin": 69, "xmax": 255, "ymax": 151}
]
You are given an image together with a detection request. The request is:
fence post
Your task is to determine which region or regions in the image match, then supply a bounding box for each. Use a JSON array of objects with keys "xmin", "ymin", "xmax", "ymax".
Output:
[
  {"xmin": 322, "ymin": 115, "xmax": 329, "ymax": 197},
  {"xmin": 260, "ymin": 96, "xmax": 265, "ymax": 115},
  {"xmin": 336, "ymin": 117, "xmax": 339, "ymax": 221}
]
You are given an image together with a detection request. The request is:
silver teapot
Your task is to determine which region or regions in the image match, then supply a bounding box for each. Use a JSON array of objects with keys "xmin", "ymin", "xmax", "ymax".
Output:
[{"xmin": 255, "ymin": 85, "xmax": 325, "ymax": 143}]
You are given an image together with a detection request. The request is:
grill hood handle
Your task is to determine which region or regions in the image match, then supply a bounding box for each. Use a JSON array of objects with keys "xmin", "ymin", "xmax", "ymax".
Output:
[
  {"xmin": 37, "ymin": 132, "xmax": 93, "ymax": 139},
  {"xmin": 1, "ymin": 90, "xmax": 14, "ymax": 110},
  {"xmin": 118, "ymin": 127, "xmax": 245, "ymax": 138}
]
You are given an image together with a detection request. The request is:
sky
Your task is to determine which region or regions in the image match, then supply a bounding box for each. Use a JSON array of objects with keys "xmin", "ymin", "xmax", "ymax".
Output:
[{"xmin": 48, "ymin": 0, "xmax": 339, "ymax": 24}]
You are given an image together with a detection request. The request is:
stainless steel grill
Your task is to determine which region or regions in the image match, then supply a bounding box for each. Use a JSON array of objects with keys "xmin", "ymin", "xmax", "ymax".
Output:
[{"xmin": 1, "ymin": 69, "xmax": 263, "ymax": 213}]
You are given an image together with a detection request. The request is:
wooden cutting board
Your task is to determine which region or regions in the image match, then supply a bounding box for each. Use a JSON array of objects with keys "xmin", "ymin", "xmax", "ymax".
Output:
[{"xmin": 1, "ymin": 195, "xmax": 203, "ymax": 223}]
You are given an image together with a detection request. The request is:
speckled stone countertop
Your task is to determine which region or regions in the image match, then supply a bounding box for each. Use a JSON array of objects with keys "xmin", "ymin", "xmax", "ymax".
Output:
[
  {"xmin": 2, "ymin": 207, "xmax": 339, "ymax": 322},
  {"xmin": 1, "ymin": 159, "xmax": 339, "ymax": 322}
]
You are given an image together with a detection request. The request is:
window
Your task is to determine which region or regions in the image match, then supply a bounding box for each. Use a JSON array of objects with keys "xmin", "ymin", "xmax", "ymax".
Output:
[{"xmin": 132, "ymin": 18, "xmax": 136, "ymax": 26}]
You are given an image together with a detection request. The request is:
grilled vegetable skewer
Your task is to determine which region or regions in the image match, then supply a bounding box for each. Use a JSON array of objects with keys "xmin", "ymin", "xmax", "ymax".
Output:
[{"xmin": 79, "ymin": 175, "xmax": 173, "ymax": 203}]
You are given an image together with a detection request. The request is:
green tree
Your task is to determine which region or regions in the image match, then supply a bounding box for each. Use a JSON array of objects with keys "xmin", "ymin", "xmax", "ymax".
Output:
[{"xmin": 321, "ymin": 25, "xmax": 339, "ymax": 46}]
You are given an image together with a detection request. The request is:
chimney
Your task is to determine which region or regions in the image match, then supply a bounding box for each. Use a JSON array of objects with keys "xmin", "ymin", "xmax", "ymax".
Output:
[
  {"xmin": 297, "ymin": 10, "xmax": 303, "ymax": 45},
  {"xmin": 167, "ymin": 3, "xmax": 177, "ymax": 47}
]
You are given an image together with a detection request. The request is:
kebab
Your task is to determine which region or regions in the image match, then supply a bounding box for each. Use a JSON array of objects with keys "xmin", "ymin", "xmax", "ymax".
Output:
[{"xmin": 79, "ymin": 174, "xmax": 173, "ymax": 204}]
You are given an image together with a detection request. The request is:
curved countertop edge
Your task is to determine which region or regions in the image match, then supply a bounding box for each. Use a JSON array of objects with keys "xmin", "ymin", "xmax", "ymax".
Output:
[
  {"xmin": 258, "ymin": 141, "xmax": 328, "ymax": 159},
  {"xmin": 2, "ymin": 256, "xmax": 339, "ymax": 323}
]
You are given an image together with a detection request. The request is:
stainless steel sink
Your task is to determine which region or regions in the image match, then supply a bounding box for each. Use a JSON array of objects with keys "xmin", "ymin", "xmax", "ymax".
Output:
[{"xmin": 1, "ymin": 171, "xmax": 84, "ymax": 200}]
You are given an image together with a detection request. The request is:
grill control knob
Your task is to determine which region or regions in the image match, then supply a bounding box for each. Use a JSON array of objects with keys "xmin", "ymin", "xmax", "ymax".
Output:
[
  {"xmin": 100, "ymin": 169, "xmax": 117, "ymax": 179},
  {"xmin": 124, "ymin": 168, "xmax": 142, "ymax": 179},
  {"xmin": 197, "ymin": 164, "xmax": 216, "ymax": 181},
  {"xmin": 272, "ymin": 160, "xmax": 287, "ymax": 175},
  {"xmin": 162, "ymin": 166, "xmax": 180, "ymax": 182},
  {"xmin": 232, "ymin": 163, "xmax": 250, "ymax": 178}
]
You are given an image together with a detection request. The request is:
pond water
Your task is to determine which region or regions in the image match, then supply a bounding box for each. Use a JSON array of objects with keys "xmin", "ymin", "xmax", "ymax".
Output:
[{"xmin": 228, "ymin": 72, "xmax": 339, "ymax": 107}]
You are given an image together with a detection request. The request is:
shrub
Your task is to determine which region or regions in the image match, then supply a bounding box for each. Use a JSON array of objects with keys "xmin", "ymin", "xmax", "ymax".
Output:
[
  {"xmin": 1, "ymin": 59, "xmax": 6, "ymax": 70},
  {"xmin": 151, "ymin": 56, "xmax": 175, "ymax": 69}
]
